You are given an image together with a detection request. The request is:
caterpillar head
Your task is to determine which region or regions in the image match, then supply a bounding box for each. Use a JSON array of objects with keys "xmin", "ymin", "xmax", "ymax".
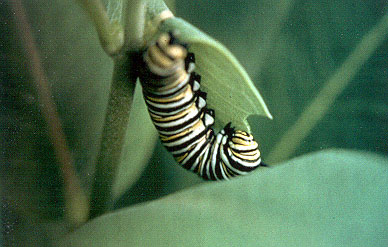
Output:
[
  {"xmin": 142, "ymin": 32, "xmax": 188, "ymax": 87},
  {"xmin": 155, "ymin": 32, "xmax": 187, "ymax": 60}
]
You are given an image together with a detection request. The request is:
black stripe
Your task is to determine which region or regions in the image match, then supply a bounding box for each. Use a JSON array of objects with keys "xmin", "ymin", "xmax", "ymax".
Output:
[
  {"xmin": 153, "ymin": 110, "xmax": 204, "ymax": 134},
  {"xmin": 182, "ymin": 130, "xmax": 214, "ymax": 170},
  {"xmin": 151, "ymin": 99, "xmax": 207, "ymax": 132},
  {"xmin": 231, "ymin": 135, "xmax": 252, "ymax": 142},
  {"xmin": 145, "ymin": 92, "xmax": 198, "ymax": 114},
  {"xmin": 185, "ymin": 52, "xmax": 195, "ymax": 69},
  {"xmin": 163, "ymin": 124, "xmax": 211, "ymax": 152},
  {"xmin": 230, "ymin": 146, "xmax": 258, "ymax": 154},
  {"xmin": 143, "ymin": 72, "xmax": 195, "ymax": 98},
  {"xmin": 140, "ymin": 32, "xmax": 263, "ymax": 181},
  {"xmin": 224, "ymin": 145, "xmax": 259, "ymax": 172}
]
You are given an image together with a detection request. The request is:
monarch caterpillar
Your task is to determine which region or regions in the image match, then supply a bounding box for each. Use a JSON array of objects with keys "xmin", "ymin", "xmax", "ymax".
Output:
[{"xmin": 138, "ymin": 32, "xmax": 263, "ymax": 180}]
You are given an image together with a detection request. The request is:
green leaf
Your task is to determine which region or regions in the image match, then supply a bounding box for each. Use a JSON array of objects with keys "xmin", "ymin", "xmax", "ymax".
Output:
[
  {"xmin": 1, "ymin": 0, "xmax": 156, "ymax": 237},
  {"xmin": 61, "ymin": 150, "xmax": 388, "ymax": 246},
  {"xmin": 143, "ymin": 1, "xmax": 272, "ymax": 132},
  {"xmin": 162, "ymin": 18, "xmax": 272, "ymax": 131}
]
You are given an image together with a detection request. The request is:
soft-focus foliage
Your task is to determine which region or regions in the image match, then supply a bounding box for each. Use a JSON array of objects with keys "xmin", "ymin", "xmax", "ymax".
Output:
[
  {"xmin": 2, "ymin": 0, "xmax": 388, "ymax": 245},
  {"xmin": 1, "ymin": 0, "xmax": 155, "ymax": 244},
  {"xmin": 62, "ymin": 150, "xmax": 388, "ymax": 247}
]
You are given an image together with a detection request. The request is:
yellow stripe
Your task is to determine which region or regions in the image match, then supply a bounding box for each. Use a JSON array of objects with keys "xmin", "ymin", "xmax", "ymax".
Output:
[
  {"xmin": 235, "ymin": 130, "xmax": 250, "ymax": 137},
  {"xmin": 232, "ymin": 137, "xmax": 251, "ymax": 145},
  {"xmin": 175, "ymin": 152, "xmax": 188, "ymax": 163},
  {"xmin": 149, "ymin": 103, "xmax": 197, "ymax": 122},
  {"xmin": 232, "ymin": 143, "xmax": 258, "ymax": 150},
  {"xmin": 239, "ymin": 150, "xmax": 260, "ymax": 156},
  {"xmin": 159, "ymin": 120, "xmax": 203, "ymax": 141},
  {"xmin": 234, "ymin": 133, "xmax": 253, "ymax": 140},
  {"xmin": 197, "ymin": 155, "xmax": 204, "ymax": 174},
  {"xmin": 146, "ymin": 84, "xmax": 192, "ymax": 103},
  {"xmin": 232, "ymin": 149, "xmax": 260, "ymax": 156},
  {"xmin": 221, "ymin": 161, "xmax": 232, "ymax": 178},
  {"xmin": 160, "ymin": 129, "xmax": 189, "ymax": 141},
  {"xmin": 231, "ymin": 149, "xmax": 260, "ymax": 161}
]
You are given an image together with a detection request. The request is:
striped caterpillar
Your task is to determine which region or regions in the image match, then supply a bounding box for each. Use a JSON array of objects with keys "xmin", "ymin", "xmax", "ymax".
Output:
[{"xmin": 138, "ymin": 32, "xmax": 263, "ymax": 180}]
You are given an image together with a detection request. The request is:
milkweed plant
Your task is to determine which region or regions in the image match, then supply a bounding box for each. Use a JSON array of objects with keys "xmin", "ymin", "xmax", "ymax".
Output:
[{"xmin": 2, "ymin": 0, "xmax": 388, "ymax": 246}]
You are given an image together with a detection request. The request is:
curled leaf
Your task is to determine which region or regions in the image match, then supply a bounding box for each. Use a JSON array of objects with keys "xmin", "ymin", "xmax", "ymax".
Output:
[
  {"xmin": 144, "ymin": 1, "xmax": 272, "ymax": 132},
  {"xmin": 163, "ymin": 18, "xmax": 272, "ymax": 132}
]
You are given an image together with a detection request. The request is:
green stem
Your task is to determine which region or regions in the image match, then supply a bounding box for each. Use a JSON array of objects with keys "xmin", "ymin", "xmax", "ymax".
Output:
[
  {"xmin": 89, "ymin": 0, "xmax": 146, "ymax": 219},
  {"xmin": 11, "ymin": 0, "xmax": 89, "ymax": 227},
  {"xmin": 267, "ymin": 13, "xmax": 388, "ymax": 164},
  {"xmin": 77, "ymin": 0, "xmax": 124, "ymax": 56},
  {"xmin": 89, "ymin": 55, "xmax": 137, "ymax": 219},
  {"xmin": 123, "ymin": 0, "xmax": 146, "ymax": 50}
]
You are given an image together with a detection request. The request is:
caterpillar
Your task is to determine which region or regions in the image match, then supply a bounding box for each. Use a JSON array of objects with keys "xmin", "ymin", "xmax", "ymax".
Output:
[{"xmin": 138, "ymin": 32, "xmax": 263, "ymax": 180}]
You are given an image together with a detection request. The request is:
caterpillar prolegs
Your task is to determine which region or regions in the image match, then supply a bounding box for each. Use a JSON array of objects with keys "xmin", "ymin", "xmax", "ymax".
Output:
[{"xmin": 138, "ymin": 33, "xmax": 263, "ymax": 180}]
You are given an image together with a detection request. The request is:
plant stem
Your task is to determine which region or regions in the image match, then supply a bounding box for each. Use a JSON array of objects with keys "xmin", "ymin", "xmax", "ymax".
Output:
[
  {"xmin": 267, "ymin": 13, "xmax": 388, "ymax": 164},
  {"xmin": 89, "ymin": 55, "xmax": 137, "ymax": 219},
  {"xmin": 77, "ymin": 0, "xmax": 124, "ymax": 56},
  {"xmin": 123, "ymin": 0, "xmax": 146, "ymax": 50},
  {"xmin": 11, "ymin": 0, "xmax": 89, "ymax": 226},
  {"xmin": 89, "ymin": 0, "xmax": 146, "ymax": 219}
]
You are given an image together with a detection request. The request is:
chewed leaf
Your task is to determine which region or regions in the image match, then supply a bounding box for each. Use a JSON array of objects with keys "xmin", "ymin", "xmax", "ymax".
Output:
[
  {"xmin": 160, "ymin": 18, "xmax": 272, "ymax": 131},
  {"xmin": 144, "ymin": 2, "xmax": 272, "ymax": 132}
]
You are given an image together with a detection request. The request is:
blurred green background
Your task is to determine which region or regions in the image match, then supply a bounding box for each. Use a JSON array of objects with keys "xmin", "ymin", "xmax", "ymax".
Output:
[{"xmin": 1, "ymin": 0, "xmax": 387, "ymax": 245}]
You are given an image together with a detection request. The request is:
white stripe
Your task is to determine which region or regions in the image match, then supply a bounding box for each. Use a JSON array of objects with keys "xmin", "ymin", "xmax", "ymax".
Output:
[
  {"xmin": 145, "ymin": 91, "xmax": 194, "ymax": 109},
  {"xmin": 187, "ymin": 63, "xmax": 195, "ymax": 73},
  {"xmin": 229, "ymin": 141, "xmax": 258, "ymax": 151},
  {"xmin": 152, "ymin": 107, "xmax": 200, "ymax": 129},
  {"xmin": 181, "ymin": 136, "xmax": 207, "ymax": 165},
  {"xmin": 162, "ymin": 123, "xmax": 206, "ymax": 148},
  {"xmin": 147, "ymin": 102, "xmax": 193, "ymax": 116},
  {"xmin": 199, "ymin": 146, "xmax": 211, "ymax": 177},
  {"xmin": 216, "ymin": 138, "xmax": 229, "ymax": 180},
  {"xmin": 228, "ymin": 151, "xmax": 261, "ymax": 168},
  {"xmin": 156, "ymin": 118, "xmax": 199, "ymax": 136},
  {"xmin": 210, "ymin": 133, "xmax": 223, "ymax": 179},
  {"xmin": 220, "ymin": 136, "xmax": 247, "ymax": 175}
]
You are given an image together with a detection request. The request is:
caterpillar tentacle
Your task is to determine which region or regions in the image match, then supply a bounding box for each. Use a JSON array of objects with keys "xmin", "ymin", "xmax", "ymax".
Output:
[{"xmin": 139, "ymin": 32, "xmax": 263, "ymax": 180}]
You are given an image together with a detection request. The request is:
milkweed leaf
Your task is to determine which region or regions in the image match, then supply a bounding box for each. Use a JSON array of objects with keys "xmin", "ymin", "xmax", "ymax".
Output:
[
  {"xmin": 61, "ymin": 150, "xmax": 388, "ymax": 246},
  {"xmin": 144, "ymin": 1, "xmax": 272, "ymax": 132},
  {"xmin": 163, "ymin": 18, "xmax": 272, "ymax": 132}
]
